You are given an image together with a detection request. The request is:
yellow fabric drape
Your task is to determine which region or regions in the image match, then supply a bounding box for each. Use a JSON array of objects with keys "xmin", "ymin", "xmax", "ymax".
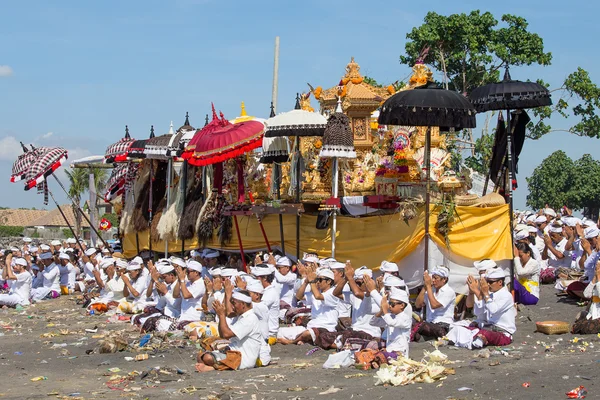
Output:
[{"xmin": 123, "ymin": 205, "xmax": 512, "ymax": 268}]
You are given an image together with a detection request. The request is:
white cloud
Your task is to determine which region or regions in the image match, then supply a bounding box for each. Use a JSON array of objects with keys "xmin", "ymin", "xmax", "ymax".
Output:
[
  {"xmin": 0, "ymin": 65, "xmax": 13, "ymax": 77},
  {"xmin": 42, "ymin": 132, "xmax": 54, "ymax": 139},
  {"xmin": 0, "ymin": 136, "xmax": 24, "ymax": 161}
]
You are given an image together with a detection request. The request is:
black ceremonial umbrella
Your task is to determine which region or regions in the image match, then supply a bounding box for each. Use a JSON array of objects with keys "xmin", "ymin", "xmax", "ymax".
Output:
[
  {"xmin": 470, "ymin": 68, "xmax": 552, "ymax": 291},
  {"xmin": 378, "ymin": 81, "xmax": 476, "ymax": 273}
]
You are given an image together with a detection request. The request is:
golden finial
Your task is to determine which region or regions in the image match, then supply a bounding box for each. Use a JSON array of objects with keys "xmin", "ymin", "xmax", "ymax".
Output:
[
  {"xmin": 344, "ymin": 57, "xmax": 363, "ymax": 84},
  {"xmin": 240, "ymin": 101, "xmax": 247, "ymax": 116}
]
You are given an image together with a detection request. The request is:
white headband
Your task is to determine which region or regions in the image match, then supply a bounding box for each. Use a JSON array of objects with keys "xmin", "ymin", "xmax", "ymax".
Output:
[{"xmin": 232, "ymin": 291, "xmax": 252, "ymax": 303}]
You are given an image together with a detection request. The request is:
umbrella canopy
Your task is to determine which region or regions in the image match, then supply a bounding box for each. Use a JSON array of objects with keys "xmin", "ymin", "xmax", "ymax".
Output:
[
  {"xmin": 127, "ymin": 126, "xmax": 155, "ymax": 159},
  {"xmin": 378, "ymin": 82, "xmax": 476, "ymax": 129},
  {"xmin": 105, "ymin": 126, "xmax": 135, "ymax": 163},
  {"xmin": 11, "ymin": 142, "xmax": 39, "ymax": 183},
  {"xmin": 264, "ymin": 109, "xmax": 327, "ymax": 138},
  {"xmin": 182, "ymin": 106, "xmax": 264, "ymax": 167},
  {"xmin": 22, "ymin": 146, "xmax": 69, "ymax": 190},
  {"xmin": 105, "ymin": 162, "xmax": 140, "ymax": 202},
  {"xmin": 469, "ymin": 69, "xmax": 552, "ymax": 113}
]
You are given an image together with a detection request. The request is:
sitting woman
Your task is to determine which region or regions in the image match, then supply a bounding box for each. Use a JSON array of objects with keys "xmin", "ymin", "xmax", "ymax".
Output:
[
  {"xmin": 572, "ymin": 265, "xmax": 600, "ymax": 334},
  {"xmin": 514, "ymin": 242, "xmax": 541, "ymax": 306}
]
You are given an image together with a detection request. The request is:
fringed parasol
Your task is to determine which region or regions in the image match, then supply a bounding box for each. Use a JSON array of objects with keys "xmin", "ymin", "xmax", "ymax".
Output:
[
  {"xmin": 105, "ymin": 126, "xmax": 135, "ymax": 163},
  {"xmin": 104, "ymin": 162, "xmax": 140, "ymax": 202},
  {"xmin": 11, "ymin": 142, "xmax": 39, "ymax": 183},
  {"xmin": 182, "ymin": 104, "xmax": 264, "ymax": 167}
]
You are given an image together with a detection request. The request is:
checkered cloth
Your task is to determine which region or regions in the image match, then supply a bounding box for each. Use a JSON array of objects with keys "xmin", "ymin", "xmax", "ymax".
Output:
[
  {"xmin": 105, "ymin": 138, "xmax": 135, "ymax": 162},
  {"xmin": 24, "ymin": 147, "xmax": 68, "ymax": 191},
  {"xmin": 105, "ymin": 162, "xmax": 139, "ymax": 201},
  {"xmin": 127, "ymin": 139, "xmax": 148, "ymax": 159},
  {"xmin": 11, "ymin": 150, "xmax": 38, "ymax": 182}
]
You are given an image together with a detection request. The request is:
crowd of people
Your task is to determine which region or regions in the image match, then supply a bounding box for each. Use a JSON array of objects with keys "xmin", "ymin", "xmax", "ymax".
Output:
[{"xmin": 0, "ymin": 205, "xmax": 598, "ymax": 371}]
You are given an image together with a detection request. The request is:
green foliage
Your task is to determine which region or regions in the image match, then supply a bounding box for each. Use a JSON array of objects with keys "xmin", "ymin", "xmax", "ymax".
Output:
[
  {"xmin": 0, "ymin": 226, "xmax": 25, "ymax": 237},
  {"xmin": 464, "ymin": 132, "xmax": 494, "ymax": 174},
  {"xmin": 400, "ymin": 11, "xmax": 551, "ymax": 94},
  {"xmin": 363, "ymin": 76, "xmax": 384, "ymax": 88},
  {"xmin": 62, "ymin": 228, "xmax": 74, "ymax": 238},
  {"xmin": 528, "ymin": 68, "xmax": 600, "ymax": 139},
  {"xmin": 569, "ymin": 154, "xmax": 600, "ymax": 213},
  {"xmin": 526, "ymin": 151, "xmax": 575, "ymax": 210}
]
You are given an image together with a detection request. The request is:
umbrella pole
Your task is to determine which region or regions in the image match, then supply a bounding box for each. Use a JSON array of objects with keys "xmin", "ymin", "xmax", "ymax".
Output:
[
  {"xmin": 506, "ymin": 110, "xmax": 516, "ymax": 294},
  {"xmin": 148, "ymin": 161, "xmax": 153, "ymax": 255},
  {"xmin": 424, "ymin": 127, "xmax": 431, "ymax": 273},
  {"xmin": 180, "ymin": 160, "xmax": 188, "ymax": 257},
  {"xmin": 164, "ymin": 158, "xmax": 172, "ymax": 257},
  {"xmin": 331, "ymin": 157, "xmax": 338, "ymax": 258},
  {"xmin": 47, "ymin": 188, "xmax": 86, "ymax": 255},
  {"xmin": 295, "ymin": 138, "xmax": 301, "ymax": 261},
  {"xmin": 233, "ymin": 215, "xmax": 247, "ymax": 272},
  {"xmin": 275, "ymin": 164, "xmax": 285, "ymax": 254},
  {"xmin": 51, "ymin": 173, "xmax": 112, "ymax": 251}
]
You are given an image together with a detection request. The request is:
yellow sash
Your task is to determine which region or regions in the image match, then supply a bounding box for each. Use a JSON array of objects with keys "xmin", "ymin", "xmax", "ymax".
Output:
[{"xmin": 518, "ymin": 277, "xmax": 539, "ymax": 294}]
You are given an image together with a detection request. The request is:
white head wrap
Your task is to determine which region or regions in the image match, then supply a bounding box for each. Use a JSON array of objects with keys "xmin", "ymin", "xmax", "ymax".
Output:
[
  {"xmin": 66, "ymin": 238, "xmax": 77, "ymax": 244},
  {"xmin": 204, "ymin": 250, "xmax": 220, "ymax": 259},
  {"xmin": 302, "ymin": 255, "xmax": 319, "ymax": 264},
  {"xmin": 232, "ymin": 290, "xmax": 252, "ymax": 303},
  {"xmin": 389, "ymin": 287, "xmax": 409, "ymax": 303},
  {"xmin": 40, "ymin": 244, "xmax": 51, "ymax": 251},
  {"xmin": 51, "ymin": 240, "xmax": 61, "ymax": 246},
  {"xmin": 221, "ymin": 268, "xmax": 239, "ymax": 277},
  {"xmin": 317, "ymin": 268, "xmax": 335, "ymax": 281},
  {"xmin": 543, "ymin": 208, "xmax": 557, "ymax": 217},
  {"xmin": 39, "ymin": 252, "xmax": 53, "ymax": 260},
  {"xmin": 353, "ymin": 266, "xmax": 373, "ymax": 279},
  {"xmin": 210, "ymin": 267, "xmax": 222, "ymax": 276},
  {"xmin": 246, "ymin": 279, "xmax": 264, "ymax": 294},
  {"xmin": 380, "ymin": 261, "xmax": 399, "ymax": 273},
  {"xmin": 116, "ymin": 259, "xmax": 129, "ymax": 269},
  {"xmin": 29, "ymin": 246, "xmax": 39, "ymax": 253},
  {"xmin": 170, "ymin": 257, "xmax": 186, "ymax": 268},
  {"xmin": 329, "ymin": 262, "xmax": 346, "ymax": 270},
  {"xmin": 84, "ymin": 248, "xmax": 97, "ymax": 256},
  {"xmin": 127, "ymin": 263, "xmax": 142, "ymax": 271},
  {"xmin": 251, "ymin": 264, "xmax": 275, "ymax": 276},
  {"xmin": 473, "ymin": 259, "xmax": 497, "ymax": 272},
  {"xmin": 431, "ymin": 265, "xmax": 449, "ymax": 278},
  {"xmin": 187, "ymin": 260, "xmax": 203, "ymax": 273},
  {"xmin": 548, "ymin": 224, "xmax": 563, "ymax": 234},
  {"xmin": 584, "ymin": 226, "xmax": 600, "ymax": 239},
  {"xmin": 14, "ymin": 258, "xmax": 28, "ymax": 267},
  {"xmin": 383, "ymin": 275, "xmax": 405, "ymax": 288},
  {"xmin": 59, "ymin": 253, "xmax": 70, "ymax": 261},
  {"xmin": 276, "ymin": 256, "xmax": 292, "ymax": 267},
  {"xmin": 23, "ymin": 237, "xmax": 32, "ymax": 243},
  {"xmin": 486, "ymin": 268, "xmax": 506, "ymax": 279},
  {"xmin": 534, "ymin": 216, "xmax": 547, "ymax": 224},
  {"xmin": 514, "ymin": 230, "xmax": 529, "ymax": 240}
]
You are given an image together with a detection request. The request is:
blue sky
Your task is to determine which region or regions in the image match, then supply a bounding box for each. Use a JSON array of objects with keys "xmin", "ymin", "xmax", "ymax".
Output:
[{"xmin": 1, "ymin": 0, "xmax": 599, "ymax": 211}]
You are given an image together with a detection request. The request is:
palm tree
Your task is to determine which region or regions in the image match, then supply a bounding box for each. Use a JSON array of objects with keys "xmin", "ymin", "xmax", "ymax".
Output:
[
  {"xmin": 65, "ymin": 167, "xmax": 108, "ymax": 237},
  {"xmin": 65, "ymin": 168, "xmax": 88, "ymax": 237}
]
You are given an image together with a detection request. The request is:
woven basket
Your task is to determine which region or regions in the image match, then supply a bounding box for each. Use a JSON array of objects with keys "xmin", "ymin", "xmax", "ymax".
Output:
[{"xmin": 535, "ymin": 320, "xmax": 570, "ymax": 335}]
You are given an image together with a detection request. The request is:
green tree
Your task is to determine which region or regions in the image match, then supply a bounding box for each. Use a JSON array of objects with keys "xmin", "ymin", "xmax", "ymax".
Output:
[
  {"xmin": 65, "ymin": 167, "xmax": 108, "ymax": 237},
  {"xmin": 569, "ymin": 154, "xmax": 600, "ymax": 218},
  {"xmin": 464, "ymin": 132, "xmax": 494, "ymax": 174},
  {"xmin": 400, "ymin": 11, "xmax": 599, "ymax": 176},
  {"xmin": 525, "ymin": 150, "xmax": 575, "ymax": 210}
]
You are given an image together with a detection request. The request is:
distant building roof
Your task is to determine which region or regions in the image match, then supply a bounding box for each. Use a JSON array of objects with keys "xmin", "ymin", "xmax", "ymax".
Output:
[
  {"xmin": 0, "ymin": 209, "xmax": 49, "ymax": 227},
  {"xmin": 27, "ymin": 205, "xmax": 91, "ymax": 228}
]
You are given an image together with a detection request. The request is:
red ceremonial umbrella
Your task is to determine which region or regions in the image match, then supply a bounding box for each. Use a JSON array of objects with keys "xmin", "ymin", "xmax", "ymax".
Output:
[
  {"xmin": 182, "ymin": 104, "xmax": 266, "ymax": 269},
  {"xmin": 10, "ymin": 142, "xmax": 40, "ymax": 183}
]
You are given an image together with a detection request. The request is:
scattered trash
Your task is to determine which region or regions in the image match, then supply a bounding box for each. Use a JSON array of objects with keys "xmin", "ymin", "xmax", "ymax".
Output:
[
  {"xmin": 522, "ymin": 382, "xmax": 531, "ymax": 388},
  {"xmin": 566, "ymin": 386, "xmax": 587, "ymax": 399},
  {"xmin": 30, "ymin": 376, "xmax": 47, "ymax": 381},
  {"xmin": 85, "ymin": 326, "xmax": 98, "ymax": 333},
  {"xmin": 374, "ymin": 351, "xmax": 455, "ymax": 386},
  {"xmin": 135, "ymin": 353, "xmax": 148, "ymax": 361},
  {"xmin": 489, "ymin": 360, "xmax": 501, "ymax": 366},
  {"xmin": 319, "ymin": 386, "xmax": 342, "ymax": 395},
  {"xmin": 575, "ymin": 376, "xmax": 592, "ymax": 381},
  {"xmin": 457, "ymin": 387, "xmax": 473, "ymax": 392},
  {"xmin": 287, "ymin": 386, "xmax": 307, "ymax": 392},
  {"xmin": 14, "ymin": 351, "xmax": 23, "ymax": 355},
  {"xmin": 124, "ymin": 356, "xmax": 134, "ymax": 362},
  {"xmin": 344, "ymin": 373, "xmax": 367, "ymax": 378},
  {"xmin": 107, "ymin": 367, "xmax": 121, "ymax": 373},
  {"xmin": 139, "ymin": 334, "xmax": 152, "ymax": 347},
  {"xmin": 306, "ymin": 347, "xmax": 321, "ymax": 356}
]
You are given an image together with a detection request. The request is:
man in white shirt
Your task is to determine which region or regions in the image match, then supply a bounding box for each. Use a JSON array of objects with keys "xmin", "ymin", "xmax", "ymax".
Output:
[
  {"xmin": 466, "ymin": 268, "xmax": 516, "ymax": 347},
  {"xmin": 58, "ymin": 253, "xmax": 77, "ymax": 293},
  {"xmin": 251, "ymin": 263, "xmax": 280, "ymax": 341},
  {"xmin": 0, "ymin": 255, "xmax": 32, "ymax": 307},
  {"xmin": 414, "ymin": 265, "xmax": 456, "ymax": 340},
  {"xmin": 151, "ymin": 262, "xmax": 181, "ymax": 318},
  {"xmin": 196, "ymin": 289, "xmax": 262, "ymax": 372},
  {"xmin": 235, "ymin": 278, "xmax": 271, "ymax": 366},
  {"xmin": 321, "ymin": 264, "xmax": 381, "ymax": 349},
  {"xmin": 30, "ymin": 252, "xmax": 61, "ymax": 302},
  {"xmin": 273, "ymin": 256, "xmax": 297, "ymax": 320},
  {"xmin": 175, "ymin": 260, "xmax": 205, "ymax": 324},
  {"xmin": 278, "ymin": 268, "xmax": 339, "ymax": 347},
  {"xmin": 542, "ymin": 224, "xmax": 573, "ymax": 270}
]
